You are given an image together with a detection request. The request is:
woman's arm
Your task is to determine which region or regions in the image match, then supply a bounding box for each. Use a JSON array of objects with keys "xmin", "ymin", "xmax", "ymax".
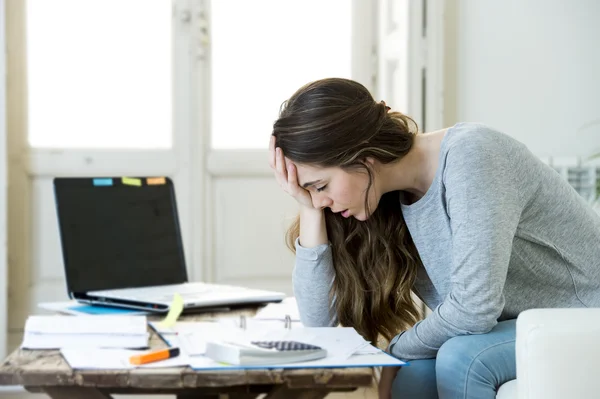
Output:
[
  {"xmin": 299, "ymin": 206, "xmax": 328, "ymax": 247},
  {"xmin": 269, "ymin": 137, "xmax": 337, "ymax": 326},
  {"xmin": 293, "ymin": 207, "xmax": 338, "ymax": 327}
]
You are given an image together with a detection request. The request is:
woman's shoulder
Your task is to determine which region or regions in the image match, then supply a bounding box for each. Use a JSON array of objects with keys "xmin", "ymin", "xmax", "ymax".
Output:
[
  {"xmin": 439, "ymin": 122, "xmax": 537, "ymax": 184},
  {"xmin": 443, "ymin": 122, "xmax": 527, "ymax": 157}
]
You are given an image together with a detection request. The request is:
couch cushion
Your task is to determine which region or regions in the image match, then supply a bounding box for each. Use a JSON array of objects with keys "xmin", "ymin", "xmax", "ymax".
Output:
[{"xmin": 496, "ymin": 379, "xmax": 517, "ymax": 399}]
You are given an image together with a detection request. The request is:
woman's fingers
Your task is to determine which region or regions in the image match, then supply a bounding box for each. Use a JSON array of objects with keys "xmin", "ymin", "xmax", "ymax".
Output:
[
  {"xmin": 268, "ymin": 136, "xmax": 276, "ymax": 169},
  {"xmin": 286, "ymin": 162, "xmax": 300, "ymax": 195},
  {"xmin": 270, "ymin": 146, "xmax": 314, "ymax": 209},
  {"xmin": 271, "ymin": 143, "xmax": 312, "ymax": 208},
  {"xmin": 274, "ymin": 147, "xmax": 289, "ymax": 191},
  {"xmin": 276, "ymin": 147, "xmax": 288, "ymax": 179}
]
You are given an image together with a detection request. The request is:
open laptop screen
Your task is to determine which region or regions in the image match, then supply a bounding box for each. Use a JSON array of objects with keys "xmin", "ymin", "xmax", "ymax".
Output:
[{"xmin": 53, "ymin": 177, "xmax": 188, "ymax": 296}]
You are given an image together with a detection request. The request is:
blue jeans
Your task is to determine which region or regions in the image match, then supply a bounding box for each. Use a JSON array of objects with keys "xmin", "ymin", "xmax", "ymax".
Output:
[{"xmin": 392, "ymin": 319, "xmax": 516, "ymax": 399}]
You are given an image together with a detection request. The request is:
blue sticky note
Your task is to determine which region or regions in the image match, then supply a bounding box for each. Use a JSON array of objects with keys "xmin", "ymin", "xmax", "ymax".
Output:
[
  {"xmin": 68, "ymin": 305, "xmax": 141, "ymax": 315},
  {"xmin": 93, "ymin": 178, "xmax": 113, "ymax": 186}
]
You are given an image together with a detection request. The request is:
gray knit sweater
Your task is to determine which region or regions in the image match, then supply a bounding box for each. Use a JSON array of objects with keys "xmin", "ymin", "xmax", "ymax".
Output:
[{"xmin": 292, "ymin": 122, "xmax": 600, "ymax": 360}]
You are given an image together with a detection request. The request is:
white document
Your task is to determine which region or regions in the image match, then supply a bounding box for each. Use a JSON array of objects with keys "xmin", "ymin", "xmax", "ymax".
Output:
[
  {"xmin": 354, "ymin": 345, "xmax": 384, "ymax": 355},
  {"xmin": 22, "ymin": 315, "xmax": 149, "ymax": 349},
  {"xmin": 217, "ymin": 318, "xmax": 304, "ymax": 338},
  {"xmin": 153, "ymin": 322, "xmax": 405, "ymax": 369},
  {"xmin": 61, "ymin": 348, "xmax": 191, "ymax": 369},
  {"xmin": 253, "ymin": 297, "xmax": 301, "ymax": 321},
  {"xmin": 22, "ymin": 333, "xmax": 149, "ymax": 350},
  {"xmin": 176, "ymin": 327, "xmax": 319, "ymax": 357},
  {"xmin": 25, "ymin": 315, "xmax": 147, "ymax": 334},
  {"xmin": 187, "ymin": 350, "xmax": 405, "ymax": 370},
  {"xmin": 151, "ymin": 320, "xmax": 310, "ymax": 356}
]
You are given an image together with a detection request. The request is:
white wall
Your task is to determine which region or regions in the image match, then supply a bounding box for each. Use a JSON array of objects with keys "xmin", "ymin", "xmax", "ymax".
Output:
[{"xmin": 444, "ymin": 0, "xmax": 600, "ymax": 158}]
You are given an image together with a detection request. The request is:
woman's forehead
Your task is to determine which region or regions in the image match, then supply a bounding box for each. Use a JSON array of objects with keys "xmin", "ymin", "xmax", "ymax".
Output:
[
  {"xmin": 293, "ymin": 162, "xmax": 316, "ymax": 177},
  {"xmin": 295, "ymin": 163, "xmax": 331, "ymax": 185}
]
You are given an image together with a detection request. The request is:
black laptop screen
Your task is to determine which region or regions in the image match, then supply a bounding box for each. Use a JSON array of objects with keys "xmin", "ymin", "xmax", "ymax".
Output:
[{"xmin": 54, "ymin": 177, "xmax": 188, "ymax": 295}]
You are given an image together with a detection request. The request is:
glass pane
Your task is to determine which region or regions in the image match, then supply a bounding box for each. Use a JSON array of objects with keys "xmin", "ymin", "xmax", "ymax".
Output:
[
  {"xmin": 210, "ymin": 0, "xmax": 352, "ymax": 149},
  {"xmin": 27, "ymin": 0, "xmax": 172, "ymax": 149}
]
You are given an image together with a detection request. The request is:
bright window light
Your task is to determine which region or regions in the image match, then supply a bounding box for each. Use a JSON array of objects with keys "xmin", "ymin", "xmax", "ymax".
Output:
[
  {"xmin": 26, "ymin": 0, "xmax": 172, "ymax": 149},
  {"xmin": 210, "ymin": 0, "xmax": 352, "ymax": 149}
]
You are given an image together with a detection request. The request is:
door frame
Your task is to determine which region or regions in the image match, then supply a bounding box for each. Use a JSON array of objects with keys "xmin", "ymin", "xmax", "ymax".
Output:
[{"xmin": 0, "ymin": 0, "xmax": 8, "ymax": 361}]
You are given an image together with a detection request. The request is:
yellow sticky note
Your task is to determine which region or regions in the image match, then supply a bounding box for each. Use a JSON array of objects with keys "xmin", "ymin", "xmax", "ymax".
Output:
[
  {"xmin": 158, "ymin": 293, "xmax": 184, "ymax": 328},
  {"xmin": 147, "ymin": 177, "xmax": 166, "ymax": 185},
  {"xmin": 122, "ymin": 177, "xmax": 142, "ymax": 187}
]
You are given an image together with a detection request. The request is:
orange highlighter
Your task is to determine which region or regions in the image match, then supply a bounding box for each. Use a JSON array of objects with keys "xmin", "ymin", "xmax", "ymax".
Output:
[{"xmin": 129, "ymin": 347, "xmax": 180, "ymax": 365}]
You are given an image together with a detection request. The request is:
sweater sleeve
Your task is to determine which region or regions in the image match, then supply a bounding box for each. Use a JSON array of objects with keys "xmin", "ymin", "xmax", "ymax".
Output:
[
  {"xmin": 389, "ymin": 137, "xmax": 524, "ymax": 360},
  {"xmin": 292, "ymin": 237, "xmax": 338, "ymax": 327}
]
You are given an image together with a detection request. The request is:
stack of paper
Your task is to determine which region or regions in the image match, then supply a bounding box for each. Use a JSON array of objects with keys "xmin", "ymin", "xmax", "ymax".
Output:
[
  {"xmin": 60, "ymin": 348, "xmax": 190, "ymax": 369},
  {"xmin": 22, "ymin": 315, "xmax": 149, "ymax": 349},
  {"xmin": 150, "ymin": 320, "xmax": 406, "ymax": 370},
  {"xmin": 38, "ymin": 301, "xmax": 148, "ymax": 316}
]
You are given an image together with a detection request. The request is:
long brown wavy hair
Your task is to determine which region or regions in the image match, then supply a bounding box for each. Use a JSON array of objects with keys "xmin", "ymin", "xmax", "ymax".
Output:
[{"xmin": 272, "ymin": 78, "xmax": 424, "ymax": 346}]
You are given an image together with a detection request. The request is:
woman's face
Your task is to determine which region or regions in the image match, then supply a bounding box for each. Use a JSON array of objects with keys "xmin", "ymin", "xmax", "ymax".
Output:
[{"xmin": 294, "ymin": 162, "xmax": 380, "ymax": 221}]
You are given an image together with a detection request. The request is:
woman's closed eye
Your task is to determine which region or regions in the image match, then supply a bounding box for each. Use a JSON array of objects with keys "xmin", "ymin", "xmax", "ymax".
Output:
[{"xmin": 316, "ymin": 184, "xmax": 328, "ymax": 193}]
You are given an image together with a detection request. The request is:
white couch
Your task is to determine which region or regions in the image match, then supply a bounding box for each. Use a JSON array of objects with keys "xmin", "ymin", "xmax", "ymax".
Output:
[{"xmin": 496, "ymin": 308, "xmax": 600, "ymax": 399}]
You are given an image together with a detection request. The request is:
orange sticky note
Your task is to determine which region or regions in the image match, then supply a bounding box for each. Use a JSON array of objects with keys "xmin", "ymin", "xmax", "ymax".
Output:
[
  {"xmin": 122, "ymin": 177, "xmax": 142, "ymax": 187},
  {"xmin": 147, "ymin": 177, "xmax": 166, "ymax": 185}
]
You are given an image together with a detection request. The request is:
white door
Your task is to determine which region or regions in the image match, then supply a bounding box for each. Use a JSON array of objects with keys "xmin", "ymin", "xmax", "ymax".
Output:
[
  {"xmin": 376, "ymin": 0, "xmax": 444, "ymax": 131},
  {"xmin": 5, "ymin": 0, "xmax": 201, "ymax": 352}
]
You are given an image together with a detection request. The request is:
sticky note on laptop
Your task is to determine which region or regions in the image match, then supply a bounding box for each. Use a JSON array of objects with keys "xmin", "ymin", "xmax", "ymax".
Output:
[
  {"xmin": 122, "ymin": 177, "xmax": 142, "ymax": 186},
  {"xmin": 158, "ymin": 293, "xmax": 184, "ymax": 328},
  {"xmin": 93, "ymin": 178, "xmax": 113, "ymax": 186},
  {"xmin": 147, "ymin": 177, "xmax": 166, "ymax": 185}
]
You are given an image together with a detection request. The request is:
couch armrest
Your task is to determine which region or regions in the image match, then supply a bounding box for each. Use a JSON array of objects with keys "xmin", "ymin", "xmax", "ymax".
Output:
[{"xmin": 516, "ymin": 308, "xmax": 600, "ymax": 399}]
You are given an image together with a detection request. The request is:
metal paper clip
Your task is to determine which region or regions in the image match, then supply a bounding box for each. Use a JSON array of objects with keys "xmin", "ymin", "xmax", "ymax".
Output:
[{"xmin": 284, "ymin": 314, "xmax": 292, "ymax": 330}]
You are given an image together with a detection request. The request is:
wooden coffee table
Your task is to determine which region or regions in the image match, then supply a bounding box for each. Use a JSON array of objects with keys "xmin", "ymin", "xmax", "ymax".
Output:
[{"xmin": 0, "ymin": 307, "xmax": 375, "ymax": 398}]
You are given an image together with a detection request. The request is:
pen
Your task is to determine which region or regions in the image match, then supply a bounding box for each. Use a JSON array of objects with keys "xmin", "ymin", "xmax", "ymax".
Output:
[{"xmin": 129, "ymin": 347, "xmax": 180, "ymax": 365}]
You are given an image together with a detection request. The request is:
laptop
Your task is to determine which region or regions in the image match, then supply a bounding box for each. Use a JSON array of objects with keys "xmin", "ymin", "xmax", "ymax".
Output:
[{"xmin": 53, "ymin": 176, "xmax": 286, "ymax": 313}]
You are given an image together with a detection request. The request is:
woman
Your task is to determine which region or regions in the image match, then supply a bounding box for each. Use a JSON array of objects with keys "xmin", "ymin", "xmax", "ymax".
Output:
[{"xmin": 269, "ymin": 77, "xmax": 600, "ymax": 399}]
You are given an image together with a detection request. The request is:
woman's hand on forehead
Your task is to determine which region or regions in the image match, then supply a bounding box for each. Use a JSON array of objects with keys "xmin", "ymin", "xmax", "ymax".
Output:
[{"xmin": 269, "ymin": 136, "xmax": 315, "ymax": 209}]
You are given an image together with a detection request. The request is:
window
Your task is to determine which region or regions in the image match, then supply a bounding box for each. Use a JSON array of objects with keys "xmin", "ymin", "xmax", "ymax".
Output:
[
  {"xmin": 210, "ymin": 0, "xmax": 352, "ymax": 149},
  {"xmin": 26, "ymin": 0, "xmax": 172, "ymax": 149}
]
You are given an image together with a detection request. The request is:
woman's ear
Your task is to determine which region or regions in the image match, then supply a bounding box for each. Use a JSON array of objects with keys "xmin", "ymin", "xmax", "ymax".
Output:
[{"xmin": 361, "ymin": 157, "xmax": 379, "ymax": 174}]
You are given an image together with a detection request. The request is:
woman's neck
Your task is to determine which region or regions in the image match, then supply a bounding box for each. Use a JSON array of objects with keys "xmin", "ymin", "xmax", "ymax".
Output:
[{"xmin": 379, "ymin": 129, "xmax": 447, "ymax": 199}]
